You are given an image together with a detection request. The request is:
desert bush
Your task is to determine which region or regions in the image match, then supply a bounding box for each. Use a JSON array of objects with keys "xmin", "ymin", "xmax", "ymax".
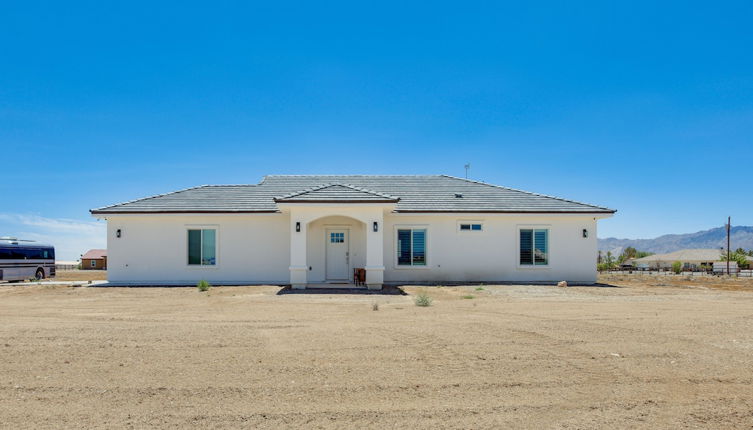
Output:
[
  {"xmin": 414, "ymin": 291, "xmax": 433, "ymax": 307},
  {"xmin": 462, "ymin": 295, "xmax": 474, "ymax": 299},
  {"xmin": 475, "ymin": 287, "xmax": 484, "ymax": 291},
  {"xmin": 372, "ymin": 302, "xmax": 379, "ymax": 311},
  {"xmin": 671, "ymin": 261, "xmax": 682, "ymax": 274},
  {"xmin": 197, "ymin": 280, "xmax": 211, "ymax": 292}
]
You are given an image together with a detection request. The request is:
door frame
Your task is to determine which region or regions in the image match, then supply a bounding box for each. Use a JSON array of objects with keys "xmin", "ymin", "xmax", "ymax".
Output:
[{"xmin": 325, "ymin": 227, "xmax": 350, "ymax": 281}]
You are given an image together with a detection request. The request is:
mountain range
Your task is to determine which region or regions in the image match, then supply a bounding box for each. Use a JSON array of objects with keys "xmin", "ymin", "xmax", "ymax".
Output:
[{"xmin": 598, "ymin": 226, "xmax": 753, "ymax": 255}]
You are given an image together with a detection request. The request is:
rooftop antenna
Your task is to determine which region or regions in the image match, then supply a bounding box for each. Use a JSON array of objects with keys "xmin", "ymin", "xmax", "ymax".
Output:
[{"xmin": 464, "ymin": 163, "xmax": 471, "ymax": 179}]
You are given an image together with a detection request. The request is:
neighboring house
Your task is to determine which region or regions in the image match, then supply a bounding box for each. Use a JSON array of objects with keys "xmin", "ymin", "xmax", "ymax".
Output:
[
  {"xmin": 90, "ymin": 175, "xmax": 615, "ymax": 288},
  {"xmin": 81, "ymin": 249, "xmax": 107, "ymax": 270},
  {"xmin": 632, "ymin": 248, "xmax": 753, "ymax": 270}
]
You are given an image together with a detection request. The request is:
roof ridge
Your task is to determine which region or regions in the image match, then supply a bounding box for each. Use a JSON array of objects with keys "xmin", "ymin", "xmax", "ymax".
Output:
[
  {"xmin": 200, "ymin": 184, "xmax": 257, "ymax": 187},
  {"xmin": 90, "ymin": 185, "xmax": 210, "ymax": 213},
  {"xmin": 263, "ymin": 174, "xmax": 444, "ymax": 178},
  {"xmin": 336, "ymin": 183, "xmax": 399, "ymax": 199},
  {"xmin": 274, "ymin": 183, "xmax": 332, "ymax": 200},
  {"xmin": 440, "ymin": 175, "xmax": 616, "ymax": 213},
  {"xmin": 275, "ymin": 183, "xmax": 399, "ymax": 201}
]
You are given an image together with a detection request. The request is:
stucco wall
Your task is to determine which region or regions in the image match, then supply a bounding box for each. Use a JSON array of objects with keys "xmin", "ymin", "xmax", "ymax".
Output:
[
  {"xmin": 105, "ymin": 214, "xmax": 290, "ymax": 283},
  {"xmin": 382, "ymin": 214, "xmax": 599, "ymax": 284},
  {"xmin": 104, "ymin": 212, "xmax": 600, "ymax": 284}
]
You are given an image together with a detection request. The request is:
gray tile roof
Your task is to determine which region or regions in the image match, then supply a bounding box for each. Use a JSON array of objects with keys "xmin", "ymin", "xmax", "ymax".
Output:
[
  {"xmin": 274, "ymin": 184, "xmax": 399, "ymax": 203},
  {"xmin": 91, "ymin": 175, "xmax": 615, "ymax": 214}
]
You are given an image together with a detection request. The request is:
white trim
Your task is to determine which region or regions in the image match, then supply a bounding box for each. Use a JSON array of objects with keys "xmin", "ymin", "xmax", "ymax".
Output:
[
  {"xmin": 516, "ymin": 225, "xmax": 550, "ymax": 269},
  {"xmin": 393, "ymin": 224, "xmax": 430, "ymax": 270},
  {"xmin": 93, "ymin": 211, "xmax": 612, "ymax": 220}
]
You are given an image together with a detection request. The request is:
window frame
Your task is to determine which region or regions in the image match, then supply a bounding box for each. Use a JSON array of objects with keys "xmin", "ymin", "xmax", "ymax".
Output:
[
  {"xmin": 457, "ymin": 220, "xmax": 484, "ymax": 233},
  {"xmin": 91, "ymin": 260, "xmax": 96, "ymax": 268},
  {"xmin": 517, "ymin": 226, "xmax": 551, "ymax": 268},
  {"xmin": 186, "ymin": 225, "xmax": 219, "ymax": 268},
  {"xmin": 394, "ymin": 225, "xmax": 429, "ymax": 269}
]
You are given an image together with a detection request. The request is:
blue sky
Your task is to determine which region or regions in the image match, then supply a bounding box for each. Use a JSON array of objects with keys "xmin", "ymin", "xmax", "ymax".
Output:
[{"xmin": 1, "ymin": 1, "xmax": 752, "ymax": 259}]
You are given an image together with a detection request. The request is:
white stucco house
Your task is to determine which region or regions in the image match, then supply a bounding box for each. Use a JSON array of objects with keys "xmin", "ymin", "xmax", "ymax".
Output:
[{"xmin": 90, "ymin": 175, "xmax": 615, "ymax": 288}]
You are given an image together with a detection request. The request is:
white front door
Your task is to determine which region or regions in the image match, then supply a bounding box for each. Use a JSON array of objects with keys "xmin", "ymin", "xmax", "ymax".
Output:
[{"xmin": 325, "ymin": 229, "xmax": 349, "ymax": 281}]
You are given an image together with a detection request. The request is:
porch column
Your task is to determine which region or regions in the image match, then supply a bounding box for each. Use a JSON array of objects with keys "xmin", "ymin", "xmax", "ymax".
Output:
[
  {"xmin": 365, "ymin": 211, "xmax": 385, "ymax": 290},
  {"xmin": 289, "ymin": 216, "xmax": 307, "ymax": 289}
]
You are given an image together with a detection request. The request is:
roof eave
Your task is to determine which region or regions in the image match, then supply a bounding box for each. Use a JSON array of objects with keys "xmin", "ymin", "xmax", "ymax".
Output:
[
  {"xmin": 394, "ymin": 209, "xmax": 616, "ymax": 214},
  {"xmin": 90, "ymin": 210, "xmax": 281, "ymax": 215},
  {"xmin": 272, "ymin": 198, "xmax": 400, "ymax": 204}
]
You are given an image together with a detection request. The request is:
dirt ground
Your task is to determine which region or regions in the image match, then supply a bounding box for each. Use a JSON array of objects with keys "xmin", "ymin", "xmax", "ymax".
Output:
[
  {"xmin": 599, "ymin": 272, "xmax": 753, "ymax": 292},
  {"xmin": 51, "ymin": 270, "xmax": 108, "ymax": 282},
  {"xmin": 1, "ymin": 280, "xmax": 753, "ymax": 429}
]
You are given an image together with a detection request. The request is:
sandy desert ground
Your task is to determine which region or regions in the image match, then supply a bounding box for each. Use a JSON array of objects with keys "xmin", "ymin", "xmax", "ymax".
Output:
[
  {"xmin": 49, "ymin": 270, "xmax": 108, "ymax": 282},
  {"xmin": 1, "ymin": 278, "xmax": 752, "ymax": 429}
]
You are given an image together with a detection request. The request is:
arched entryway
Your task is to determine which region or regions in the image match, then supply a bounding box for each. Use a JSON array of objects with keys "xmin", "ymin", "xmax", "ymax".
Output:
[
  {"xmin": 278, "ymin": 203, "xmax": 391, "ymax": 289},
  {"xmin": 306, "ymin": 215, "xmax": 366, "ymax": 284}
]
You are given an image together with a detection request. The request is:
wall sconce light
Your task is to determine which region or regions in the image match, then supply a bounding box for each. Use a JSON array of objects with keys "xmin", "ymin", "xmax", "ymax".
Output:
[
  {"xmin": 116, "ymin": 229, "xmax": 122, "ymax": 238},
  {"xmin": 373, "ymin": 222, "xmax": 378, "ymax": 232},
  {"xmin": 582, "ymin": 229, "xmax": 588, "ymax": 238},
  {"xmin": 295, "ymin": 222, "xmax": 301, "ymax": 233}
]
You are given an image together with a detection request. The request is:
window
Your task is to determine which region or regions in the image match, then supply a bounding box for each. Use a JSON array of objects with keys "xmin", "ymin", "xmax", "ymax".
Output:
[
  {"xmin": 459, "ymin": 223, "xmax": 483, "ymax": 232},
  {"xmin": 397, "ymin": 228, "xmax": 426, "ymax": 266},
  {"xmin": 520, "ymin": 229, "xmax": 548, "ymax": 266},
  {"xmin": 0, "ymin": 247, "xmax": 52, "ymax": 260},
  {"xmin": 91, "ymin": 260, "xmax": 96, "ymax": 268},
  {"xmin": 188, "ymin": 229, "xmax": 217, "ymax": 266},
  {"xmin": 330, "ymin": 232, "xmax": 344, "ymax": 243}
]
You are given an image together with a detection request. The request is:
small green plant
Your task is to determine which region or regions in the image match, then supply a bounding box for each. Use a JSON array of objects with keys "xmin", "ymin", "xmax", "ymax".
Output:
[
  {"xmin": 671, "ymin": 261, "xmax": 682, "ymax": 274},
  {"xmin": 414, "ymin": 291, "xmax": 433, "ymax": 307},
  {"xmin": 197, "ymin": 280, "xmax": 211, "ymax": 292},
  {"xmin": 475, "ymin": 287, "xmax": 484, "ymax": 291},
  {"xmin": 462, "ymin": 295, "xmax": 475, "ymax": 299}
]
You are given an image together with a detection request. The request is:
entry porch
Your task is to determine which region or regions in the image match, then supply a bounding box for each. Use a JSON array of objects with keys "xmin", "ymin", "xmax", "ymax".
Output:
[{"xmin": 277, "ymin": 201, "xmax": 394, "ymax": 290}]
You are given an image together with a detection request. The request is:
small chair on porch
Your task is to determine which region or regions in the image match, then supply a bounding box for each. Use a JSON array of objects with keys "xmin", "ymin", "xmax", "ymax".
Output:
[{"xmin": 353, "ymin": 268, "xmax": 366, "ymax": 286}]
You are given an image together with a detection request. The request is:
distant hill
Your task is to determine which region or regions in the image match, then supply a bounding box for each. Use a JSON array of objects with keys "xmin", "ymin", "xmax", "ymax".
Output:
[{"xmin": 599, "ymin": 226, "xmax": 753, "ymax": 255}]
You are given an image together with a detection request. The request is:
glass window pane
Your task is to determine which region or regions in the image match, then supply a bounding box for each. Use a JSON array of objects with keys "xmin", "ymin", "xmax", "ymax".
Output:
[
  {"xmin": 471, "ymin": 224, "xmax": 482, "ymax": 231},
  {"xmin": 412, "ymin": 229, "xmax": 426, "ymax": 266},
  {"xmin": 397, "ymin": 229, "xmax": 411, "ymax": 265},
  {"xmin": 202, "ymin": 229, "xmax": 216, "ymax": 265},
  {"xmin": 188, "ymin": 230, "xmax": 201, "ymax": 265},
  {"xmin": 534, "ymin": 229, "xmax": 548, "ymax": 265},
  {"xmin": 520, "ymin": 229, "xmax": 533, "ymax": 265},
  {"xmin": 460, "ymin": 224, "xmax": 471, "ymax": 230}
]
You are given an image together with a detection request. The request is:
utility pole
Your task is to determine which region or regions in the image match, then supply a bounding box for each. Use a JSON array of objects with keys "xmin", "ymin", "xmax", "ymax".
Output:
[
  {"xmin": 464, "ymin": 163, "xmax": 470, "ymax": 179},
  {"xmin": 726, "ymin": 216, "xmax": 731, "ymax": 275}
]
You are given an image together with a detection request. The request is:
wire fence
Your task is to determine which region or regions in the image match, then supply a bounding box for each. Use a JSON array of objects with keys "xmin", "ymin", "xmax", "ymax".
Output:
[{"xmin": 599, "ymin": 268, "xmax": 753, "ymax": 278}]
